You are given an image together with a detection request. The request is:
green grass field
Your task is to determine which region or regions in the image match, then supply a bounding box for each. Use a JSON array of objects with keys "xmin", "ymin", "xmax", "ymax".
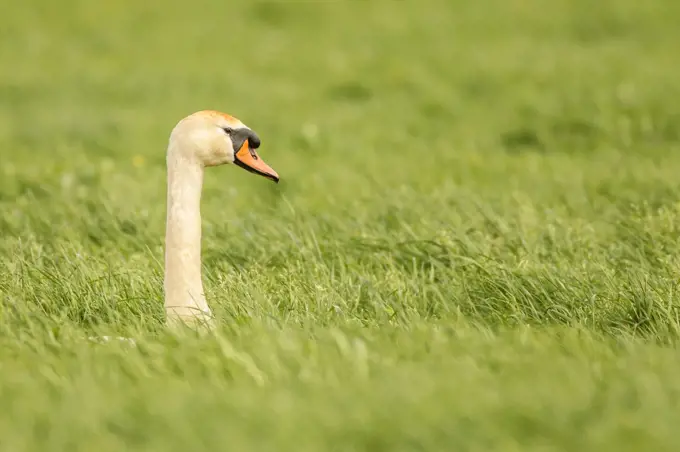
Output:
[{"xmin": 2, "ymin": 0, "xmax": 680, "ymax": 450}]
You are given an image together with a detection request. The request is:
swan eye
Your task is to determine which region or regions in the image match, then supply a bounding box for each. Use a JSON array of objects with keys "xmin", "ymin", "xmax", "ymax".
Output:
[{"xmin": 222, "ymin": 127, "xmax": 233, "ymax": 135}]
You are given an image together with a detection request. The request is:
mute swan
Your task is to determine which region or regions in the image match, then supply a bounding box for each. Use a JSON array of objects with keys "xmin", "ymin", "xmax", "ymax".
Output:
[
  {"xmin": 164, "ymin": 110, "xmax": 279, "ymax": 329},
  {"xmin": 86, "ymin": 111, "xmax": 274, "ymax": 344}
]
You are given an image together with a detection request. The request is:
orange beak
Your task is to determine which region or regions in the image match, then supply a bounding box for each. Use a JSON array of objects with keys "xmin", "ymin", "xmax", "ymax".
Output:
[{"xmin": 233, "ymin": 139, "xmax": 279, "ymax": 183}]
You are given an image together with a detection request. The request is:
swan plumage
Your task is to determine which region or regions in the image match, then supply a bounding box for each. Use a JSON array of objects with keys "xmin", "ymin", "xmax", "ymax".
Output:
[{"xmin": 163, "ymin": 110, "xmax": 279, "ymax": 328}]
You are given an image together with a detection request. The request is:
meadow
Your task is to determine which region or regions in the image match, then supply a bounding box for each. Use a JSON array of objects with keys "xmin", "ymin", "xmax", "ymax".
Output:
[{"xmin": 2, "ymin": 0, "xmax": 680, "ymax": 450}]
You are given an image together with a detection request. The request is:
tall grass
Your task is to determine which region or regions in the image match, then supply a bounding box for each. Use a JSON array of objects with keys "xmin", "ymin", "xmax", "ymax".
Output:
[{"xmin": 2, "ymin": 0, "xmax": 680, "ymax": 450}]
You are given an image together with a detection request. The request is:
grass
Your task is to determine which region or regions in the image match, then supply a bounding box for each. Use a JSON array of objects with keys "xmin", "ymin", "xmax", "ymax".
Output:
[{"xmin": 2, "ymin": 0, "xmax": 680, "ymax": 449}]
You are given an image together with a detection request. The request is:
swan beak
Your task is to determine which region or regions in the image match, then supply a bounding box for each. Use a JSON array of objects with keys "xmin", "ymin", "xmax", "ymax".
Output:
[{"xmin": 234, "ymin": 139, "xmax": 280, "ymax": 183}]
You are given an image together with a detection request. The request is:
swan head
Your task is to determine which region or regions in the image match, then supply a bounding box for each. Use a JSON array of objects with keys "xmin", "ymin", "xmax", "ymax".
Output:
[{"xmin": 169, "ymin": 110, "xmax": 279, "ymax": 183}]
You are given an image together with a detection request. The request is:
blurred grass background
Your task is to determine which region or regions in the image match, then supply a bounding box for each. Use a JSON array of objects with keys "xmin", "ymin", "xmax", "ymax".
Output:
[{"xmin": 2, "ymin": 0, "xmax": 680, "ymax": 450}]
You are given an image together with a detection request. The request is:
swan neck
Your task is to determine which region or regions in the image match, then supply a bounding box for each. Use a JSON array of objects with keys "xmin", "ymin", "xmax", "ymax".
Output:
[{"xmin": 164, "ymin": 149, "xmax": 212, "ymax": 324}]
